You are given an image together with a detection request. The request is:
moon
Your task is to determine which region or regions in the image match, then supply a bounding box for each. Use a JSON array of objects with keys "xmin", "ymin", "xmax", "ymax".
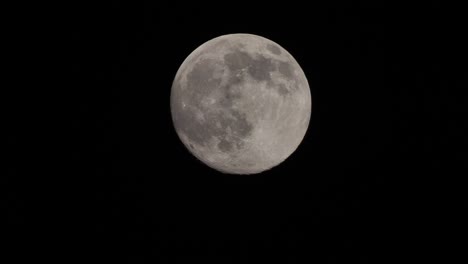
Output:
[{"xmin": 171, "ymin": 33, "xmax": 311, "ymax": 174}]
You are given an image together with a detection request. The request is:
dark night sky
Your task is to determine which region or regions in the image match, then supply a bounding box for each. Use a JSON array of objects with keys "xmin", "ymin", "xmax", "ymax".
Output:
[{"xmin": 7, "ymin": 1, "xmax": 467, "ymax": 263}]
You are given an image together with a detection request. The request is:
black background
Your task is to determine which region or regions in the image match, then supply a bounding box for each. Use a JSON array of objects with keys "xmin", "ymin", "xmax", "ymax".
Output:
[{"xmin": 7, "ymin": 1, "xmax": 467, "ymax": 263}]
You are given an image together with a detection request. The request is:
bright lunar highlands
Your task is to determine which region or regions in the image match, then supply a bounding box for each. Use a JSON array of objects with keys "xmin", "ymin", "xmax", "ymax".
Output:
[{"xmin": 171, "ymin": 34, "xmax": 311, "ymax": 174}]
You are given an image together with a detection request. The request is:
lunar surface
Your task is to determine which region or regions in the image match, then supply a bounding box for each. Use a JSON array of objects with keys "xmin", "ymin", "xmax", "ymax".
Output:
[{"xmin": 171, "ymin": 33, "xmax": 311, "ymax": 174}]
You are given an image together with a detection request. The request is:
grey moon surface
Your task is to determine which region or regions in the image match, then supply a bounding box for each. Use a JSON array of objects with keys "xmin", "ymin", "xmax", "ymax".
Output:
[{"xmin": 171, "ymin": 33, "xmax": 311, "ymax": 174}]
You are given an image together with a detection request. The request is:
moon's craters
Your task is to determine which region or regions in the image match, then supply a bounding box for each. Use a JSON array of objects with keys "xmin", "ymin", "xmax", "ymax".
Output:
[
  {"xmin": 278, "ymin": 60, "xmax": 294, "ymax": 79},
  {"xmin": 186, "ymin": 59, "xmax": 223, "ymax": 99},
  {"xmin": 277, "ymin": 83, "xmax": 289, "ymax": 96},
  {"xmin": 224, "ymin": 49, "xmax": 276, "ymax": 83},
  {"xmin": 172, "ymin": 56, "xmax": 253, "ymax": 155},
  {"xmin": 171, "ymin": 33, "xmax": 311, "ymax": 174},
  {"xmin": 266, "ymin": 43, "xmax": 282, "ymax": 55},
  {"xmin": 223, "ymin": 48, "xmax": 294, "ymax": 97}
]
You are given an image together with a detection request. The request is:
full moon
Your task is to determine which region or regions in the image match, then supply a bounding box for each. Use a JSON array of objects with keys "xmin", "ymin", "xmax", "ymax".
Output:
[{"xmin": 171, "ymin": 33, "xmax": 311, "ymax": 174}]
